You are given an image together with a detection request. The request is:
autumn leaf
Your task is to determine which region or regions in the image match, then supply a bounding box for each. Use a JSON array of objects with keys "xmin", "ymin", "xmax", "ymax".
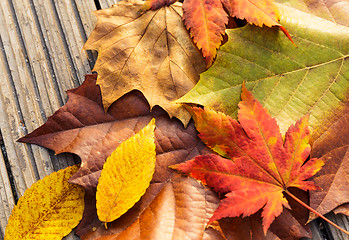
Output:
[
  {"xmin": 83, "ymin": 0, "xmax": 206, "ymax": 126},
  {"xmin": 142, "ymin": 0, "xmax": 177, "ymax": 10},
  {"xmin": 222, "ymin": 0, "xmax": 280, "ymax": 28},
  {"xmin": 88, "ymin": 174, "xmax": 224, "ymax": 240},
  {"xmin": 4, "ymin": 165, "xmax": 84, "ymax": 240},
  {"xmin": 172, "ymin": 84, "xmax": 324, "ymax": 233},
  {"xmin": 178, "ymin": 3, "xmax": 349, "ymax": 134},
  {"xmin": 182, "ymin": 0, "xmax": 228, "ymax": 66},
  {"xmin": 305, "ymin": 101, "xmax": 349, "ymax": 222},
  {"xmin": 277, "ymin": 0, "xmax": 349, "ymax": 27},
  {"xmin": 96, "ymin": 119, "xmax": 156, "ymax": 225},
  {"xmin": 219, "ymin": 201, "xmax": 311, "ymax": 240}
]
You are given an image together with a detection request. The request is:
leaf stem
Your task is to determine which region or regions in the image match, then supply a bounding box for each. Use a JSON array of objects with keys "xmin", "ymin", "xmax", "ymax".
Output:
[{"xmin": 285, "ymin": 190, "xmax": 349, "ymax": 236}]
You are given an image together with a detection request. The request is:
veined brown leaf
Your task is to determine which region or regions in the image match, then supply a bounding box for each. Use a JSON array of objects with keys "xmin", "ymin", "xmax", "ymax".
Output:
[{"xmin": 83, "ymin": 0, "xmax": 206, "ymax": 126}]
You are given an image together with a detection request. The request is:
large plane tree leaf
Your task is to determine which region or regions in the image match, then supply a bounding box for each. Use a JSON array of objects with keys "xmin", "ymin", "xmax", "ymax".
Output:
[
  {"xmin": 83, "ymin": 0, "xmax": 206, "ymax": 126},
  {"xmin": 19, "ymin": 75, "xmax": 310, "ymax": 239},
  {"xmin": 96, "ymin": 119, "xmax": 156, "ymax": 224},
  {"xmin": 172, "ymin": 85, "xmax": 324, "ymax": 233},
  {"xmin": 178, "ymin": 3, "xmax": 349, "ymax": 134},
  {"xmin": 4, "ymin": 165, "xmax": 84, "ymax": 240}
]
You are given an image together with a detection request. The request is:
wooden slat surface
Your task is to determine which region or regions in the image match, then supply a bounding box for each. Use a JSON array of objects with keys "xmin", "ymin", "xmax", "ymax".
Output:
[{"xmin": 0, "ymin": 0, "xmax": 347, "ymax": 239}]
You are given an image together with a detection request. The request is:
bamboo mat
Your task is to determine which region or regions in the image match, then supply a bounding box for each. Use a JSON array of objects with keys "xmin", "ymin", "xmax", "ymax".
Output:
[{"xmin": 0, "ymin": 0, "xmax": 347, "ymax": 239}]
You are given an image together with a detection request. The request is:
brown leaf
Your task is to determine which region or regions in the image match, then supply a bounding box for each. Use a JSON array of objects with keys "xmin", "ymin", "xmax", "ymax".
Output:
[
  {"xmin": 333, "ymin": 203, "xmax": 349, "ymax": 216},
  {"xmin": 86, "ymin": 174, "xmax": 224, "ymax": 240},
  {"xmin": 83, "ymin": 0, "xmax": 206, "ymax": 126},
  {"xmin": 309, "ymin": 102, "xmax": 349, "ymax": 221},
  {"xmin": 218, "ymin": 189, "xmax": 311, "ymax": 240},
  {"xmin": 309, "ymin": 146, "xmax": 349, "ymax": 221},
  {"xmin": 219, "ymin": 207, "xmax": 311, "ymax": 240}
]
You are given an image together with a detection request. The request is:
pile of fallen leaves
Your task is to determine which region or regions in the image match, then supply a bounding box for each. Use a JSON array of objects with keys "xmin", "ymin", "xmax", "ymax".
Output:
[{"xmin": 5, "ymin": 0, "xmax": 349, "ymax": 239}]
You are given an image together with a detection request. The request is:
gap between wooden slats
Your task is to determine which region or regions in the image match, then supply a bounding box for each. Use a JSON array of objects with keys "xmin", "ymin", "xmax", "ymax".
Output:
[{"xmin": 0, "ymin": 150, "xmax": 14, "ymax": 238}]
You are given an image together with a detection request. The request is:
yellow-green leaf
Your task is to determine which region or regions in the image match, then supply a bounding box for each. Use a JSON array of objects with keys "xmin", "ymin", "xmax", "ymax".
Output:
[
  {"xmin": 5, "ymin": 165, "xmax": 85, "ymax": 240},
  {"xmin": 96, "ymin": 118, "xmax": 156, "ymax": 224}
]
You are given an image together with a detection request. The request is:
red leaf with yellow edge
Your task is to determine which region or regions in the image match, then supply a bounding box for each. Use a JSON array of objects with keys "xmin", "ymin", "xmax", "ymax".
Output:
[
  {"xmin": 172, "ymin": 84, "xmax": 324, "ymax": 233},
  {"xmin": 182, "ymin": 0, "xmax": 228, "ymax": 66}
]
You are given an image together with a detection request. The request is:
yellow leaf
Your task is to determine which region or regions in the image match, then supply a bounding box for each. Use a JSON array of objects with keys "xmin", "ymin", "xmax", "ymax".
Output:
[
  {"xmin": 96, "ymin": 118, "xmax": 156, "ymax": 225},
  {"xmin": 5, "ymin": 165, "xmax": 85, "ymax": 240}
]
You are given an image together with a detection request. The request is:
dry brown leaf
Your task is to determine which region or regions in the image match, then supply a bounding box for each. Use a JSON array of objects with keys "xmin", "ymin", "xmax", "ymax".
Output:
[
  {"xmin": 88, "ymin": 174, "xmax": 224, "ymax": 240},
  {"xmin": 83, "ymin": 0, "xmax": 206, "ymax": 126},
  {"xmin": 308, "ymin": 102, "xmax": 349, "ymax": 221}
]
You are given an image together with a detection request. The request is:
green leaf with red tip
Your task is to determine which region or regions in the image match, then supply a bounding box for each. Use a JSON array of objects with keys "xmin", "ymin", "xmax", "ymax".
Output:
[{"xmin": 172, "ymin": 84, "xmax": 324, "ymax": 233}]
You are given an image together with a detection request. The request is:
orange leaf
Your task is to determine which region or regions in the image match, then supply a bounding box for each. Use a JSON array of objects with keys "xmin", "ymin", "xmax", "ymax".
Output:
[
  {"xmin": 221, "ymin": 0, "xmax": 280, "ymax": 27},
  {"xmin": 182, "ymin": 0, "xmax": 228, "ymax": 66},
  {"xmin": 142, "ymin": 0, "xmax": 177, "ymax": 10},
  {"xmin": 172, "ymin": 84, "xmax": 324, "ymax": 233},
  {"xmin": 221, "ymin": 0, "xmax": 294, "ymax": 44}
]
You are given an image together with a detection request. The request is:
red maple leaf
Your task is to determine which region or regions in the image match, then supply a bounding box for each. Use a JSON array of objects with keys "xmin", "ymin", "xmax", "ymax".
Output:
[{"xmin": 172, "ymin": 84, "xmax": 324, "ymax": 233}]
